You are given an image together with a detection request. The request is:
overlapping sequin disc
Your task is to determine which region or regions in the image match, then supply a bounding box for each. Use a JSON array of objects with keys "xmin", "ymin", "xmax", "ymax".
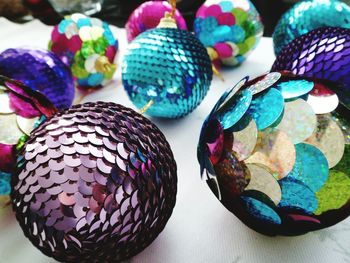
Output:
[{"xmin": 198, "ymin": 71, "xmax": 350, "ymax": 236}]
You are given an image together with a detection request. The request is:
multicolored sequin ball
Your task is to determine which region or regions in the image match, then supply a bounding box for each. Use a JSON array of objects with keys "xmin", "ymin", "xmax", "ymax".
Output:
[
  {"xmin": 272, "ymin": 27, "xmax": 350, "ymax": 109},
  {"xmin": 194, "ymin": 0, "xmax": 263, "ymax": 67},
  {"xmin": 12, "ymin": 102, "xmax": 177, "ymax": 262},
  {"xmin": 49, "ymin": 13, "xmax": 118, "ymax": 89},
  {"xmin": 0, "ymin": 48, "xmax": 75, "ymax": 110},
  {"xmin": 122, "ymin": 27, "xmax": 213, "ymax": 118},
  {"xmin": 198, "ymin": 71, "xmax": 350, "ymax": 236},
  {"xmin": 126, "ymin": 0, "xmax": 187, "ymax": 42},
  {"xmin": 273, "ymin": 0, "xmax": 350, "ymax": 55},
  {"xmin": 0, "ymin": 76, "xmax": 56, "ymax": 204}
]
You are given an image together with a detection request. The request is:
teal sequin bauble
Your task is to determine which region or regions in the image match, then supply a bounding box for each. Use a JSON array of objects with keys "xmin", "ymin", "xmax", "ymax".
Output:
[
  {"xmin": 273, "ymin": 0, "xmax": 350, "ymax": 55},
  {"xmin": 122, "ymin": 27, "xmax": 213, "ymax": 118}
]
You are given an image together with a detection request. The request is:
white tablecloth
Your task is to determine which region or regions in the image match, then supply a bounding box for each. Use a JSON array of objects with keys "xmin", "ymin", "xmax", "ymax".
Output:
[{"xmin": 0, "ymin": 18, "xmax": 350, "ymax": 263}]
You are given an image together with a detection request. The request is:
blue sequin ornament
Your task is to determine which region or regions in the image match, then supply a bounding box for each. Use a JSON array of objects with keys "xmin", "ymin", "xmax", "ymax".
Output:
[
  {"xmin": 122, "ymin": 23, "xmax": 213, "ymax": 118},
  {"xmin": 273, "ymin": 0, "xmax": 350, "ymax": 55}
]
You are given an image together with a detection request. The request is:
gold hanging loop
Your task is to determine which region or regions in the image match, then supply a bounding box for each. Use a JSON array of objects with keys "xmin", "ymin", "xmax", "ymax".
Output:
[{"xmin": 139, "ymin": 100, "xmax": 154, "ymax": 115}]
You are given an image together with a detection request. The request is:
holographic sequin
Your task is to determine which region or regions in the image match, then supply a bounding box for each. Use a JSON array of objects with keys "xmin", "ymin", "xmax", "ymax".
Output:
[
  {"xmin": 248, "ymin": 72, "xmax": 281, "ymax": 95},
  {"xmin": 12, "ymin": 102, "xmax": 177, "ymax": 262},
  {"xmin": 245, "ymin": 164, "xmax": 282, "ymax": 206},
  {"xmin": 247, "ymin": 88, "xmax": 284, "ymax": 130},
  {"xmin": 288, "ymin": 143, "xmax": 329, "ymax": 192},
  {"xmin": 275, "ymin": 80, "xmax": 314, "ymax": 99},
  {"xmin": 315, "ymin": 171, "xmax": 350, "ymax": 215},
  {"xmin": 217, "ymin": 89, "xmax": 252, "ymax": 129},
  {"xmin": 275, "ymin": 99, "xmax": 317, "ymax": 144},
  {"xmin": 307, "ymin": 93, "xmax": 339, "ymax": 114},
  {"xmin": 241, "ymin": 196, "xmax": 281, "ymax": 225},
  {"xmin": 194, "ymin": 0, "xmax": 264, "ymax": 66},
  {"xmin": 122, "ymin": 27, "xmax": 212, "ymax": 118},
  {"xmin": 125, "ymin": 1, "xmax": 187, "ymax": 42},
  {"xmin": 306, "ymin": 115, "xmax": 345, "ymax": 168},
  {"xmin": 278, "ymin": 177, "xmax": 318, "ymax": 214},
  {"xmin": 50, "ymin": 13, "xmax": 118, "ymax": 89},
  {"xmin": 246, "ymin": 128, "xmax": 296, "ymax": 179},
  {"xmin": 273, "ymin": 0, "xmax": 350, "ymax": 55}
]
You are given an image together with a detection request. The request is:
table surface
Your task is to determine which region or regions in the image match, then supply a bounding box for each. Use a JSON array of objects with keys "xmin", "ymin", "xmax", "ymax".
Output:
[{"xmin": 0, "ymin": 18, "xmax": 350, "ymax": 263}]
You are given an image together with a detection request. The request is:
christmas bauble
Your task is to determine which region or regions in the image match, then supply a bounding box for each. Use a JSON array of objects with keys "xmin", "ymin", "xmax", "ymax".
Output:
[
  {"xmin": 12, "ymin": 102, "xmax": 177, "ymax": 262},
  {"xmin": 49, "ymin": 13, "xmax": 118, "ymax": 89},
  {"xmin": 272, "ymin": 27, "xmax": 350, "ymax": 108},
  {"xmin": 194, "ymin": 0, "xmax": 263, "ymax": 67},
  {"xmin": 198, "ymin": 71, "xmax": 350, "ymax": 236},
  {"xmin": 122, "ymin": 27, "xmax": 212, "ymax": 118},
  {"xmin": 0, "ymin": 75, "xmax": 57, "ymax": 199},
  {"xmin": 125, "ymin": 1, "xmax": 187, "ymax": 42},
  {"xmin": 273, "ymin": 0, "xmax": 350, "ymax": 55},
  {"xmin": 0, "ymin": 48, "xmax": 75, "ymax": 110}
]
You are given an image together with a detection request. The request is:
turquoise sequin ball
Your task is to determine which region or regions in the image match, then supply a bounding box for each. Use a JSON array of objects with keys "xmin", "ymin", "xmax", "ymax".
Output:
[
  {"xmin": 122, "ymin": 27, "xmax": 213, "ymax": 118},
  {"xmin": 273, "ymin": 0, "xmax": 350, "ymax": 55}
]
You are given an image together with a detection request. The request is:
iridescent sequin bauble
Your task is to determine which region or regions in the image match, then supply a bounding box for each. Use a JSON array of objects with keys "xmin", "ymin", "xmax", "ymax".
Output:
[
  {"xmin": 273, "ymin": 0, "xmax": 350, "ymax": 55},
  {"xmin": 272, "ymin": 27, "xmax": 350, "ymax": 108},
  {"xmin": 198, "ymin": 71, "xmax": 350, "ymax": 236},
  {"xmin": 0, "ymin": 75, "xmax": 57, "ymax": 202},
  {"xmin": 0, "ymin": 48, "xmax": 74, "ymax": 110},
  {"xmin": 126, "ymin": 1, "xmax": 187, "ymax": 42},
  {"xmin": 194, "ymin": 0, "xmax": 263, "ymax": 67},
  {"xmin": 12, "ymin": 102, "xmax": 177, "ymax": 262},
  {"xmin": 122, "ymin": 27, "xmax": 213, "ymax": 118},
  {"xmin": 49, "ymin": 13, "xmax": 118, "ymax": 89}
]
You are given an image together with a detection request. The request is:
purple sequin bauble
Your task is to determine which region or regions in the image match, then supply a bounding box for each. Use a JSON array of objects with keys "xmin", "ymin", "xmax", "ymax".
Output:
[
  {"xmin": 0, "ymin": 48, "xmax": 75, "ymax": 110},
  {"xmin": 272, "ymin": 27, "xmax": 350, "ymax": 108},
  {"xmin": 11, "ymin": 102, "xmax": 177, "ymax": 262}
]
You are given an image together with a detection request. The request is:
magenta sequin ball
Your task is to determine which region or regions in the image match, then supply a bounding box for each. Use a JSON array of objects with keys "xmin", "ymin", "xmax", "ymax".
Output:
[{"xmin": 11, "ymin": 102, "xmax": 177, "ymax": 262}]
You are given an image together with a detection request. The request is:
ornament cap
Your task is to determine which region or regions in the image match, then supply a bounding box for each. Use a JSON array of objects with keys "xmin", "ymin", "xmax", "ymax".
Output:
[{"xmin": 157, "ymin": 12, "xmax": 178, "ymax": 28}]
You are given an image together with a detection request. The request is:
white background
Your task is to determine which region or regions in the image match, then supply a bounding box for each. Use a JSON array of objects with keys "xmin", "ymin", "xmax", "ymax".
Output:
[{"xmin": 0, "ymin": 18, "xmax": 350, "ymax": 263}]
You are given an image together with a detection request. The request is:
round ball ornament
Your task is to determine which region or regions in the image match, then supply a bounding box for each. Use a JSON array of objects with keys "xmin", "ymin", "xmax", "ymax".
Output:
[
  {"xmin": 272, "ymin": 27, "xmax": 350, "ymax": 108},
  {"xmin": 12, "ymin": 102, "xmax": 177, "ymax": 262},
  {"xmin": 126, "ymin": 0, "xmax": 187, "ymax": 42},
  {"xmin": 198, "ymin": 71, "xmax": 350, "ymax": 236},
  {"xmin": 49, "ymin": 13, "xmax": 118, "ymax": 89},
  {"xmin": 0, "ymin": 75, "xmax": 57, "ymax": 204},
  {"xmin": 194, "ymin": 0, "xmax": 264, "ymax": 67},
  {"xmin": 0, "ymin": 48, "xmax": 75, "ymax": 110},
  {"xmin": 273, "ymin": 0, "xmax": 350, "ymax": 55},
  {"xmin": 122, "ymin": 17, "xmax": 213, "ymax": 118}
]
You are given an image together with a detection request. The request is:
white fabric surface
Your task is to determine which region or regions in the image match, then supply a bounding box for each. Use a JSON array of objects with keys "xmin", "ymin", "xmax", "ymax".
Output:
[{"xmin": 0, "ymin": 18, "xmax": 350, "ymax": 263}]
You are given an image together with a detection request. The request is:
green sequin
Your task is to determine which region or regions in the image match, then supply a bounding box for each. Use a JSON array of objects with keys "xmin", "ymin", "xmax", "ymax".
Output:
[
  {"xmin": 81, "ymin": 41, "xmax": 95, "ymax": 58},
  {"xmin": 315, "ymin": 170, "xmax": 350, "ymax": 215},
  {"xmin": 16, "ymin": 134, "xmax": 28, "ymax": 152},
  {"xmin": 232, "ymin": 8, "xmax": 248, "ymax": 25},
  {"xmin": 94, "ymin": 37, "xmax": 109, "ymax": 55}
]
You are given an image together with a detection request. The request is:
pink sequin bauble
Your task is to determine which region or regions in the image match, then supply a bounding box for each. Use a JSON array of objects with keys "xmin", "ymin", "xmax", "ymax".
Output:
[{"xmin": 125, "ymin": 1, "xmax": 187, "ymax": 42}]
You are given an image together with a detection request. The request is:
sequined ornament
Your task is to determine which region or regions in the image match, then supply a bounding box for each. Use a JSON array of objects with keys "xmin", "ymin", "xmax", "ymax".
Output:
[
  {"xmin": 122, "ymin": 19, "xmax": 213, "ymax": 118},
  {"xmin": 126, "ymin": 1, "xmax": 187, "ymax": 42},
  {"xmin": 0, "ymin": 75, "xmax": 57, "ymax": 204},
  {"xmin": 194, "ymin": 0, "xmax": 263, "ymax": 67},
  {"xmin": 12, "ymin": 102, "xmax": 177, "ymax": 262},
  {"xmin": 272, "ymin": 27, "xmax": 350, "ymax": 108},
  {"xmin": 198, "ymin": 71, "xmax": 350, "ymax": 236},
  {"xmin": 49, "ymin": 13, "xmax": 118, "ymax": 89},
  {"xmin": 0, "ymin": 48, "xmax": 74, "ymax": 110},
  {"xmin": 273, "ymin": 0, "xmax": 350, "ymax": 55}
]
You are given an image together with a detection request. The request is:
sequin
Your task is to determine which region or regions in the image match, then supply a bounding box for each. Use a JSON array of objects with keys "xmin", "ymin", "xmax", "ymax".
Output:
[
  {"xmin": 275, "ymin": 80, "xmax": 314, "ymax": 99},
  {"xmin": 275, "ymin": 99, "xmax": 317, "ymax": 144},
  {"xmin": 278, "ymin": 177, "xmax": 318, "ymax": 214},
  {"xmin": 245, "ymin": 164, "xmax": 282, "ymax": 205},
  {"xmin": 306, "ymin": 93, "xmax": 339, "ymax": 114},
  {"xmin": 217, "ymin": 89, "xmax": 252, "ymax": 130},
  {"xmin": 248, "ymin": 72, "xmax": 281, "ymax": 95},
  {"xmin": 0, "ymin": 114, "xmax": 25, "ymax": 144},
  {"xmin": 288, "ymin": 143, "xmax": 329, "ymax": 192},
  {"xmin": 0, "ymin": 92, "xmax": 14, "ymax": 114},
  {"xmin": 315, "ymin": 171, "xmax": 350, "ymax": 215},
  {"xmin": 247, "ymin": 88, "xmax": 284, "ymax": 130},
  {"xmin": 306, "ymin": 115, "xmax": 345, "ymax": 168},
  {"xmin": 17, "ymin": 116, "xmax": 40, "ymax": 136},
  {"xmin": 246, "ymin": 128, "xmax": 296, "ymax": 179},
  {"xmin": 241, "ymin": 196, "xmax": 281, "ymax": 225}
]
